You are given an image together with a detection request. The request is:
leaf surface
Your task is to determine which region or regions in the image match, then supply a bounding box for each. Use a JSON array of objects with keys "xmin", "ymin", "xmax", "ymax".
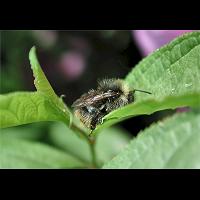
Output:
[
  {"xmin": 48, "ymin": 122, "xmax": 132, "ymax": 166},
  {"xmin": 0, "ymin": 136, "xmax": 85, "ymax": 168},
  {"xmin": 103, "ymin": 110, "xmax": 200, "ymax": 169}
]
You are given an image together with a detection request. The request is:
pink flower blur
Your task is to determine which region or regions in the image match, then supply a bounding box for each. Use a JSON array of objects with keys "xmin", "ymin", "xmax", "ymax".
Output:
[
  {"xmin": 133, "ymin": 30, "xmax": 194, "ymax": 57},
  {"xmin": 59, "ymin": 52, "xmax": 85, "ymax": 81}
]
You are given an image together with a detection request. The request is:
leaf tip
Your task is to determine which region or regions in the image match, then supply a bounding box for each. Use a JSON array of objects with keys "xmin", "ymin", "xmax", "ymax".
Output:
[
  {"xmin": 29, "ymin": 46, "xmax": 40, "ymax": 71},
  {"xmin": 29, "ymin": 46, "xmax": 36, "ymax": 59}
]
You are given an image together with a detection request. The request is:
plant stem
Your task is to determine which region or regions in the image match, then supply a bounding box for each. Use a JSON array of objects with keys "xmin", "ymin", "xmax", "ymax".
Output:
[
  {"xmin": 70, "ymin": 122, "xmax": 98, "ymax": 168},
  {"xmin": 88, "ymin": 136, "xmax": 98, "ymax": 168}
]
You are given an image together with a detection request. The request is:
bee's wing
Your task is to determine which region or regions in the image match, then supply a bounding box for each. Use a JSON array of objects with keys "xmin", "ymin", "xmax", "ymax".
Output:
[
  {"xmin": 72, "ymin": 91, "xmax": 118, "ymax": 108},
  {"xmin": 72, "ymin": 94, "xmax": 89, "ymax": 107}
]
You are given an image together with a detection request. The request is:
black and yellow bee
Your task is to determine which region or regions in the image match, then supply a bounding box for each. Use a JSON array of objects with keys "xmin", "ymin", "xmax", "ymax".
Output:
[{"xmin": 72, "ymin": 78, "xmax": 151, "ymax": 131}]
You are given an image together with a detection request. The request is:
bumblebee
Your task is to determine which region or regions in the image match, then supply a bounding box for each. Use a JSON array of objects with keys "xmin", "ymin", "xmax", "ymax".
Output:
[{"xmin": 72, "ymin": 78, "xmax": 151, "ymax": 131}]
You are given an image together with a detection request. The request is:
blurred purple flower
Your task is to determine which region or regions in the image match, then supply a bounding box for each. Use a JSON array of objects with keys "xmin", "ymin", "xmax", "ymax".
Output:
[
  {"xmin": 59, "ymin": 51, "xmax": 86, "ymax": 81},
  {"xmin": 133, "ymin": 30, "xmax": 193, "ymax": 57},
  {"xmin": 58, "ymin": 37, "xmax": 91, "ymax": 81}
]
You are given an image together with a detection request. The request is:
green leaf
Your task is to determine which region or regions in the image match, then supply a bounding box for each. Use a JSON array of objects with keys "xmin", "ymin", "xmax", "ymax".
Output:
[
  {"xmin": 48, "ymin": 122, "xmax": 132, "ymax": 166},
  {"xmin": 29, "ymin": 46, "xmax": 56, "ymax": 98},
  {"xmin": 48, "ymin": 122, "xmax": 92, "ymax": 165},
  {"xmin": 0, "ymin": 136, "xmax": 86, "ymax": 168},
  {"xmin": 0, "ymin": 122, "xmax": 47, "ymax": 141},
  {"xmin": 0, "ymin": 92, "xmax": 69, "ymax": 128},
  {"xmin": 29, "ymin": 46, "xmax": 71, "ymax": 123},
  {"xmin": 103, "ymin": 110, "xmax": 200, "ymax": 169},
  {"xmin": 95, "ymin": 93, "xmax": 200, "ymax": 131},
  {"xmin": 94, "ymin": 31, "xmax": 200, "ymax": 133},
  {"xmin": 95, "ymin": 126, "xmax": 132, "ymax": 166},
  {"xmin": 0, "ymin": 47, "xmax": 72, "ymax": 128}
]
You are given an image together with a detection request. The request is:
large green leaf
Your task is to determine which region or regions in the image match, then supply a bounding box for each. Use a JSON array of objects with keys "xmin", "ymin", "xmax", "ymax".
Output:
[
  {"xmin": 103, "ymin": 110, "xmax": 200, "ymax": 169},
  {"xmin": 0, "ymin": 136, "xmax": 85, "ymax": 168},
  {"xmin": 0, "ymin": 92, "xmax": 68, "ymax": 128},
  {"xmin": 48, "ymin": 122, "xmax": 132, "ymax": 167},
  {"xmin": 94, "ymin": 31, "xmax": 200, "ymax": 133},
  {"xmin": 0, "ymin": 47, "xmax": 71, "ymax": 128}
]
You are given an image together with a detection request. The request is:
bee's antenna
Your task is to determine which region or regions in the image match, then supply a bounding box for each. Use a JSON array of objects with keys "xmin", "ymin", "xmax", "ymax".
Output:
[{"xmin": 134, "ymin": 89, "xmax": 152, "ymax": 95}]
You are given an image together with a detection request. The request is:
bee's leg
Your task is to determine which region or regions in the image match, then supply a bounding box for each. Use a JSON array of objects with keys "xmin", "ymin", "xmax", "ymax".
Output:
[{"xmin": 99, "ymin": 116, "xmax": 104, "ymax": 125}]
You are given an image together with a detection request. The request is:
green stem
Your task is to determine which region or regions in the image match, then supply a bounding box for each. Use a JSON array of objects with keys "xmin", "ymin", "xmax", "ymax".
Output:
[
  {"xmin": 70, "ymin": 122, "xmax": 98, "ymax": 168},
  {"xmin": 70, "ymin": 122, "xmax": 88, "ymax": 140},
  {"xmin": 89, "ymin": 136, "xmax": 98, "ymax": 168}
]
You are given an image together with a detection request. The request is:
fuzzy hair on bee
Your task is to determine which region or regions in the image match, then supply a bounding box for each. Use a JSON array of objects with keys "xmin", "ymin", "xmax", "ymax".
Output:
[{"xmin": 72, "ymin": 78, "xmax": 151, "ymax": 131}]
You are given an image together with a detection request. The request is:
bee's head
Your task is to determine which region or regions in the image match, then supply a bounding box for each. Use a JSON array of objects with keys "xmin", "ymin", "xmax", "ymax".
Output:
[{"xmin": 127, "ymin": 92, "xmax": 134, "ymax": 103}]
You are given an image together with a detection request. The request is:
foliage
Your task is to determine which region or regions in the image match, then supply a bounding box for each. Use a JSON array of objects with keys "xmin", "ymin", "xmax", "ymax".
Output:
[{"xmin": 0, "ymin": 31, "xmax": 200, "ymax": 168}]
